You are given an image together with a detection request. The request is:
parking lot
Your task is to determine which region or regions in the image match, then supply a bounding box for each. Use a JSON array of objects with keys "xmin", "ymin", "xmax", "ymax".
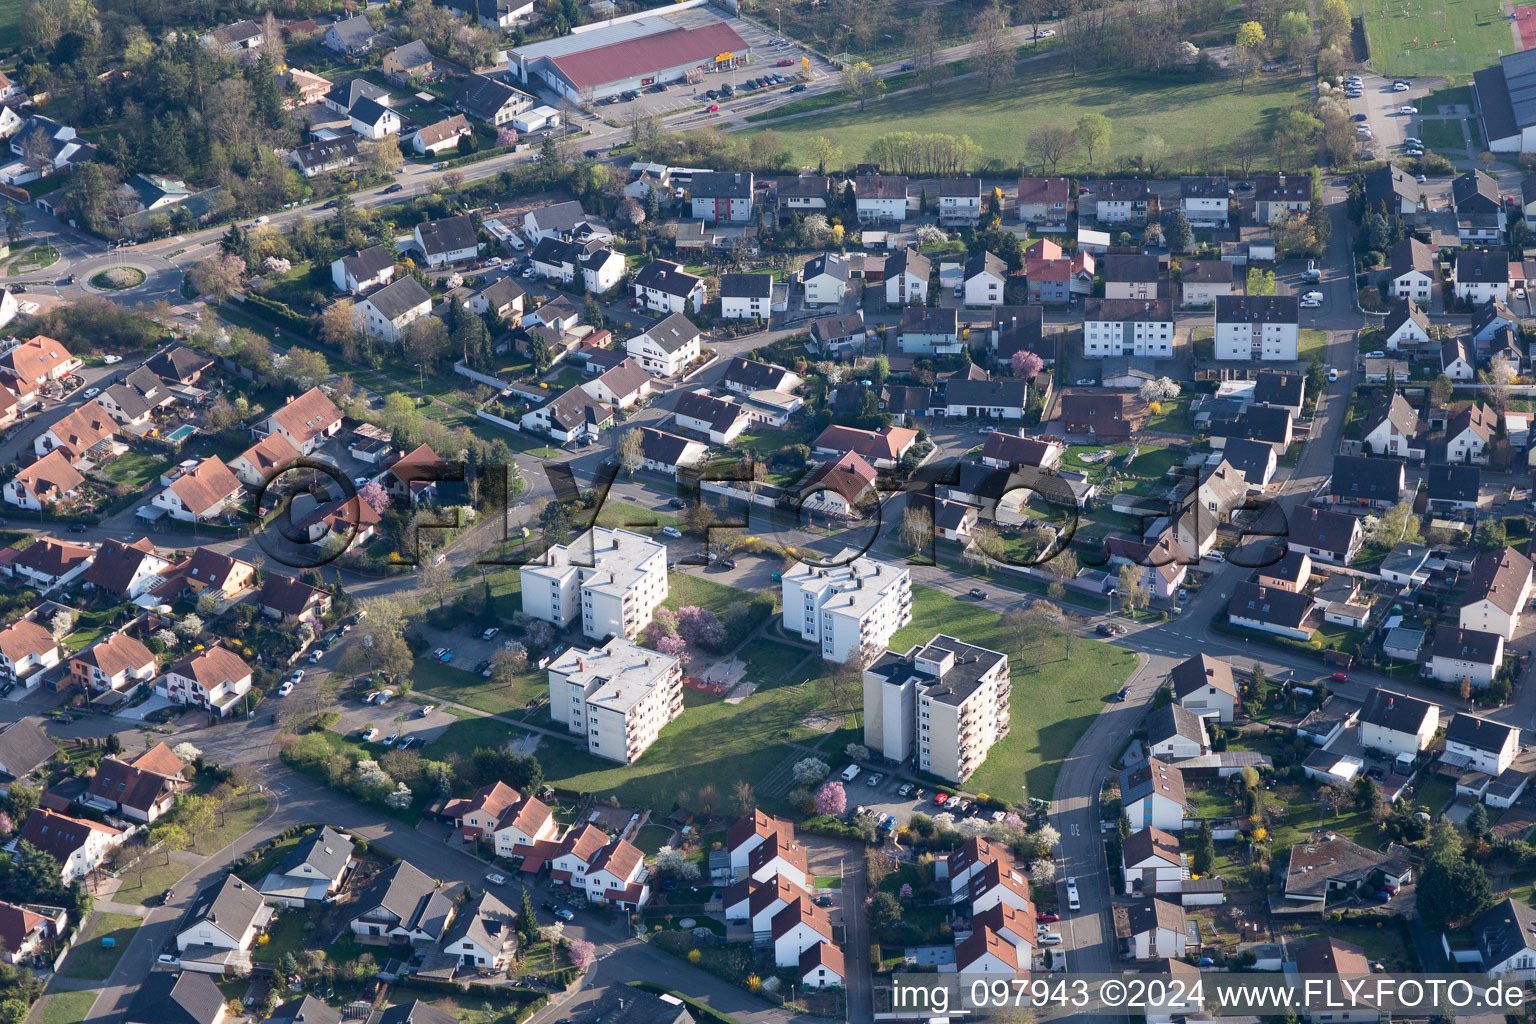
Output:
[
  {"xmin": 845, "ymin": 765, "xmax": 1011, "ymax": 832},
  {"xmin": 1346, "ymin": 72, "xmax": 1428, "ymax": 161}
]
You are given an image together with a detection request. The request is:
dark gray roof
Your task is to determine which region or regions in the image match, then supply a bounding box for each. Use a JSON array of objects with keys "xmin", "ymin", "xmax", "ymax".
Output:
[
  {"xmin": 643, "ymin": 312, "xmax": 701, "ymax": 353},
  {"xmin": 479, "ymin": 275, "xmax": 525, "ymax": 309},
  {"xmin": 1100, "ymin": 179, "xmax": 1151, "ymax": 202},
  {"xmin": 1457, "ymin": 249, "xmax": 1509, "ymax": 284},
  {"xmin": 1389, "ymin": 236, "xmax": 1435, "ymax": 278},
  {"xmin": 417, "ymin": 215, "xmax": 478, "ymax": 257},
  {"xmin": 1254, "ymin": 174, "xmax": 1312, "ymax": 203},
  {"xmin": 674, "ymin": 390, "xmax": 744, "ymax": 433},
  {"xmin": 351, "ymin": 860, "xmax": 453, "ymax": 937},
  {"xmin": 633, "ymin": 259, "xmax": 702, "ymax": 298},
  {"xmin": 125, "ymin": 972, "xmax": 226, "ymax": 1024},
  {"xmin": 361, "ymin": 276, "xmax": 432, "ymax": 321},
  {"xmin": 542, "ymin": 385, "xmax": 611, "ymax": 432},
  {"xmin": 327, "ymin": 15, "xmax": 376, "ymax": 49},
  {"xmin": 455, "ymin": 73, "xmax": 528, "ymax": 119},
  {"xmin": 1220, "ymin": 438, "xmax": 1276, "ymax": 483},
  {"xmin": 1453, "ymin": 169, "xmax": 1502, "ymax": 214},
  {"xmin": 292, "ymin": 137, "xmax": 359, "ymax": 172},
  {"xmin": 855, "ymin": 174, "xmax": 907, "ymax": 200},
  {"xmin": 1445, "ymin": 710, "xmax": 1517, "ymax": 751},
  {"xmin": 1474, "ymin": 897, "xmax": 1536, "ymax": 968},
  {"xmin": 1169, "ymin": 653, "xmax": 1236, "ymax": 700},
  {"xmin": 1289, "ymin": 507, "xmax": 1359, "ymax": 556},
  {"xmin": 349, "ymin": 95, "xmax": 393, "ymax": 126},
  {"xmin": 1473, "ymin": 297, "xmax": 1520, "ymax": 335},
  {"xmin": 776, "ymin": 175, "xmax": 829, "ymax": 198},
  {"xmin": 1329, "ymin": 455, "xmax": 1403, "ymax": 502},
  {"xmin": 1359, "ymin": 687, "xmax": 1438, "ymax": 735},
  {"xmin": 390, "ymin": 39, "xmax": 434, "ymax": 70},
  {"xmin": 147, "ymin": 346, "xmax": 213, "ymax": 382},
  {"xmin": 279, "ymin": 825, "xmax": 355, "ymax": 880},
  {"xmin": 531, "ymin": 235, "xmax": 577, "ymax": 268},
  {"xmin": 639, "ymin": 426, "xmax": 700, "ymax": 467},
  {"xmin": 691, "ymin": 171, "xmax": 753, "ymax": 198},
  {"xmin": 1118, "ymin": 756, "xmax": 1185, "ymax": 805},
  {"xmin": 722, "ymin": 357, "xmax": 792, "ymax": 391},
  {"xmin": 0, "ymin": 718, "xmax": 56, "ymax": 780},
  {"xmin": 1210, "ymin": 405, "xmax": 1291, "ymax": 444},
  {"xmin": 326, "ymin": 78, "xmax": 389, "ymax": 110},
  {"xmin": 965, "ymin": 250, "xmax": 1006, "ymax": 280},
  {"xmin": 1182, "ymin": 259, "xmax": 1233, "ymax": 283},
  {"xmin": 946, "ymin": 378, "xmax": 1028, "ymax": 409},
  {"xmin": 810, "ymin": 312, "xmax": 865, "ymax": 344},
  {"xmin": 1254, "ymin": 370, "xmax": 1305, "ymax": 408},
  {"xmin": 720, "ymin": 273, "xmax": 773, "ymax": 299},
  {"xmin": 440, "ymin": 889, "xmax": 517, "ymax": 956},
  {"xmin": 1427, "ymin": 463, "xmax": 1480, "ymax": 503},
  {"xmin": 180, "ymin": 874, "xmax": 265, "ymax": 940},
  {"xmin": 377, "ymin": 1000, "xmax": 459, "ymax": 1024},
  {"xmin": 1365, "ymin": 165, "xmax": 1421, "ymax": 210},
  {"xmin": 899, "ymin": 306, "xmax": 956, "ymax": 335},
  {"xmin": 887, "ymin": 247, "xmax": 931, "ymax": 280},
  {"xmin": 1384, "ymin": 298, "xmax": 1430, "ymax": 338},
  {"xmin": 271, "ymin": 996, "xmax": 342, "ymax": 1024},
  {"xmin": 1478, "ymin": 62, "xmax": 1524, "ymax": 142},
  {"xmin": 802, "ymin": 253, "xmax": 849, "ymax": 283},
  {"xmin": 866, "ymin": 634, "xmax": 1007, "ymax": 708},
  {"xmin": 1180, "ymin": 175, "xmax": 1228, "ymax": 198},
  {"xmin": 936, "ymin": 176, "xmax": 983, "ymax": 197},
  {"xmin": 1216, "ymin": 294, "xmax": 1299, "ymax": 324},
  {"xmin": 585, "ymin": 988, "xmax": 694, "ymax": 1024},
  {"xmin": 1103, "ymin": 253, "xmax": 1159, "ymax": 283},
  {"xmin": 992, "ymin": 305, "xmax": 1053, "ymax": 362},
  {"xmin": 1228, "ymin": 580, "xmax": 1312, "ymax": 628},
  {"xmin": 340, "ymin": 245, "xmax": 395, "ymax": 283},
  {"xmin": 1084, "ymin": 298, "xmax": 1172, "ymax": 322},
  {"xmin": 1145, "ymin": 703, "xmax": 1207, "ymax": 747}
]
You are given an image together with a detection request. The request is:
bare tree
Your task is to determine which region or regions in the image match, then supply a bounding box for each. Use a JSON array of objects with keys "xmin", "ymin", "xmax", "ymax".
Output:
[
  {"xmin": 908, "ymin": 8, "xmax": 942, "ymax": 89},
  {"xmin": 972, "ymin": 1, "xmax": 1016, "ymax": 93},
  {"xmin": 1026, "ymin": 124, "xmax": 1078, "ymax": 173}
]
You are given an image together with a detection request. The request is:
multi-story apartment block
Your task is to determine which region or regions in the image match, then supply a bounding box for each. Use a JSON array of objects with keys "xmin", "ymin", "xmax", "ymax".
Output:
[
  {"xmin": 863, "ymin": 634, "xmax": 1011, "ymax": 783},
  {"xmin": 520, "ymin": 527, "xmax": 668, "ymax": 641},
  {"xmin": 548, "ymin": 637, "xmax": 683, "ymax": 764},
  {"xmin": 1082, "ymin": 298, "xmax": 1174, "ymax": 357},
  {"xmin": 781, "ymin": 552, "xmax": 912, "ymax": 664},
  {"xmin": 1214, "ymin": 295, "xmax": 1299, "ymax": 361}
]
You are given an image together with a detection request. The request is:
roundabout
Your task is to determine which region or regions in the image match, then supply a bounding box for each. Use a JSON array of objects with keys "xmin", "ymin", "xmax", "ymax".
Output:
[{"xmin": 89, "ymin": 266, "xmax": 148, "ymax": 291}]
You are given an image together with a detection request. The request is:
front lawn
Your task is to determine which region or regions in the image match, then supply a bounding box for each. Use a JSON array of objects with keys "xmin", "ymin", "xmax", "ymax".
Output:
[
  {"xmin": 38, "ymin": 991, "xmax": 98, "ymax": 1024},
  {"xmin": 112, "ymin": 856, "xmax": 191, "ymax": 906},
  {"xmin": 592, "ymin": 500, "xmax": 683, "ymax": 533},
  {"xmin": 188, "ymin": 793, "xmax": 270, "ymax": 855},
  {"xmin": 1299, "ymin": 328, "xmax": 1329, "ymax": 364},
  {"xmin": 412, "ymin": 657, "xmax": 546, "ymax": 718},
  {"xmin": 737, "ymin": 636, "xmax": 811, "ymax": 686},
  {"xmin": 58, "ymin": 912, "xmax": 141, "ymax": 980},
  {"xmin": 890, "ymin": 585, "xmax": 1136, "ymax": 800}
]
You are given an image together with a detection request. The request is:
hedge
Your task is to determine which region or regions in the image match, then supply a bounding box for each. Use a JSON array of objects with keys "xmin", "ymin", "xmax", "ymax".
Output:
[{"xmin": 628, "ymin": 981, "xmax": 744, "ymax": 1023}]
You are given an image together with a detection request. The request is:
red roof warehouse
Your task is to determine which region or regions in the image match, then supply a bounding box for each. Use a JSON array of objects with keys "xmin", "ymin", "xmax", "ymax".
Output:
[{"xmin": 508, "ymin": 16, "xmax": 750, "ymax": 99}]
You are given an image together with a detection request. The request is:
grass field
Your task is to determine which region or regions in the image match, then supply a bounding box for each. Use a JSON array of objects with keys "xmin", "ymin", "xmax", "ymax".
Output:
[
  {"xmin": 889, "ymin": 585, "xmax": 1137, "ymax": 799},
  {"xmin": 1299, "ymin": 328, "xmax": 1329, "ymax": 364},
  {"xmin": 112, "ymin": 856, "xmax": 191, "ymax": 905},
  {"xmin": 59, "ymin": 912, "xmax": 142, "ymax": 981},
  {"xmin": 103, "ymin": 451, "xmax": 172, "ymax": 490},
  {"xmin": 1419, "ymin": 117, "xmax": 1471, "ymax": 150},
  {"xmin": 1355, "ymin": 0, "xmax": 1514, "ymax": 77},
  {"xmin": 752, "ymin": 56, "xmax": 1307, "ymax": 171},
  {"xmin": 38, "ymin": 991, "xmax": 98, "ymax": 1024}
]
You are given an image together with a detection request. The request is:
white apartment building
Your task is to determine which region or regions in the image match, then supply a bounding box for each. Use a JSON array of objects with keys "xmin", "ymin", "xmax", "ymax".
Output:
[
  {"xmin": 781, "ymin": 552, "xmax": 912, "ymax": 664},
  {"xmin": 1082, "ymin": 299, "xmax": 1174, "ymax": 357},
  {"xmin": 1214, "ymin": 295, "xmax": 1300, "ymax": 361},
  {"xmin": 547, "ymin": 637, "xmax": 683, "ymax": 764},
  {"xmin": 862, "ymin": 634, "xmax": 1010, "ymax": 783},
  {"xmin": 520, "ymin": 527, "xmax": 668, "ymax": 641}
]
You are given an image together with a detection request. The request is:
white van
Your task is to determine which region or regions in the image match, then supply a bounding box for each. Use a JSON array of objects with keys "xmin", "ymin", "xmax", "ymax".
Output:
[
  {"xmin": 506, "ymin": 233, "xmax": 526, "ymax": 251},
  {"xmin": 841, "ymin": 764, "xmax": 861, "ymax": 783},
  {"xmin": 1065, "ymin": 877, "xmax": 1081, "ymax": 912}
]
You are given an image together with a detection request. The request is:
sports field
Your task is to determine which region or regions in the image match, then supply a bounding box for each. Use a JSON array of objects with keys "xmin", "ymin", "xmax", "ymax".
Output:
[
  {"xmin": 754, "ymin": 55, "xmax": 1307, "ymax": 173},
  {"xmin": 1356, "ymin": 0, "xmax": 1516, "ymax": 77}
]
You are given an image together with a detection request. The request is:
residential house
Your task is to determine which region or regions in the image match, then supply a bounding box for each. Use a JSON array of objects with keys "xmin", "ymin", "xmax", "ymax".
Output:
[
  {"xmin": 1358, "ymin": 391, "xmax": 1419, "ymax": 457},
  {"xmin": 489, "ymin": 794, "xmax": 558, "ymax": 857},
  {"xmin": 981, "ymin": 433, "xmax": 1063, "ymax": 471},
  {"xmin": 800, "ymin": 942, "xmax": 846, "ymax": 990},
  {"xmin": 1328, "ymin": 454, "xmax": 1404, "ymax": 508},
  {"xmin": 1453, "ymin": 169, "xmax": 1507, "ymax": 241},
  {"xmin": 854, "ymin": 174, "xmax": 908, "ymax": 222},
  {"xmin": 936, "ymin": 177, "xmax": 984, "ymax": 222},
  {"xmin": 1103, "ymin": 254, "xmax": 1162, "ymax": 300},
  {"xmin": 1287, "ymin": 507, "xmax": 1363, "ymax": 565},
  {"xmin": 203, "ymin": 19, "xmax": 263, "ymax": 53},
  {"xmin": 798, "ymin": 452, "xmax": 878, "ymax": 518},
  {"xmin": 414, "ymin": 215, "xmax": 479, "ymax": 267},
  {"xmin": 152, "ymin": 456, "xmax": 243, "ymax": 523},
  {"xmin": 885, "ymin": 248, "xmax": 932, "ymax": 306},
  {"xmin": 412, "ymin": 115, "xmax": 472, "ymax": 155},
  {"xmin": 269, "ymin": 998, "xmax": 340, "ymax": 1024},
  {"xmin": 164, "ymin": 646, "xmax": 253, "ymax": 718},
  {"xmin": 1214, "ymin": 295, "xmax": 1300, "ymax": 360},
  {"xmin": 255, "ymin": 387, "xmax": 343, "ymax": 456},
  {"xmin": 772, "ymin": 897, "xmax": 832, "ymax": 969},
  {"xmin": 1180, "ymin": 175, "xmax": 1229, "ymax": 226},
  {"xmin": 673, "ymin": 390, "xmax": 748, "ymax": 444},
  {"xmin": 1454, "ymin": 250, "xmax": 1510, "ymax": 304},
  {"xmin": 1387, "ymin": 237, "xmax": 1436, "ymax": 301},
  {"xmin": 1445, "ymin": 711, "xmax": 1520, "ymax": 774},
  {"xmin": 774, "ymin": 175, "xmax": 829, "ymax": 214},
  {"xmin": 636, "ymin": 427, "xmax": 708, "ymax": 478},
  {"xmin": 3, "ymin": 451, "xmax": 82, "ymax": 510},
  {"xmin": 1180, "ymin": 260, "xmax": 1235, "ymax": 306},
  {"xmin": 1123, "ymin": 827, "xmax": 1186, "ymax": 896},
  {"xmin": 0, "ymin": 902, "xmax": 63, "ymax": 965},
  {"xmin": 174, "ymin": 548, "xmax": 254, "ymax": 603},
  {"xmin": 626, "ymin": 312, "xmax": 701, "ymax": 377},
  {"xmin": 258, "ymin": 826, "xmax": 355, "ymax": 907},
  {"xmin": 1253, "ymin": 173, "xmax": 1312, "ymax": 223},
  {"xmin": 323, "ymin": 15, "xmax": 378, "ymax": 55},
  {"xmin": 1470, "ymin": 898, "xmax": 1536, "ymax": 981},
  {"xmin": 440, "ymin": 891, "xmax": 518, "ymax": 970},
  {"xmin": 963, "ymin": 251, "xmax": 1007, "ymax": 306},
  {"xmin": 1227, "ymin": 581, "xmax": 1314, "ymax": 640},
  {"xmin": 632, "ymin": 259, "xmax": 705, "ymax": 315},
  {"xmin": 323, "ymin": 79, "xmax": 388, "ymax": 117},
  {"xmin": 231, "ymin": 433, "xmax": 302, "ymax": 490},
  {"xmin": 258, "ymin": 573, "xmax": 332, "ymax": 627},
  {"xmin": 690, "ymin": 171, "xmax": 754, "ymax": 222},
  {"xmin": 175, "ymin": 875, "xmax": 271, "ymax": 960},
  {"xmin": 1284, "ymin": 833, "xmax": 1411, "ymax": 903},
  {"xmin": 801, "ymin": 253, "xmax": 852, "ymax": 307},
  {"xmin": 967, "ymin": 859, "xmax": 1033, "ymax": 915},
  {"xmin": 69, "ymin": 632, "xmax": 155, "ymax": 696},
  {"xmin": 382, "ymin": 40, "xmax": 436, "ymax": 84},
  {"xmin": 7, "ymin": 538, "xmax": 92, "ymax": 591},
  {"xmin": 1169, "ymin": 653, "xmax": 1237, "ymax": 723},
  {"xmin": 467, "ymin": 276, "xmax": 526, "ymax": 319},
  {"xmin": 811, "ymin": 424, "xmax": 918, "ymax": 469},
  {"xmin": 123, "ymin": 972, "xmax": 226, "ymax": 1024},
  {"xmin": 17, "ymin": 808, "xmax": 123, "ymax": 883},
  {"xmin": 1062, "ymin": 392, "xmax": 1143, "ymax": 441},
  {"xmin": 1120, "ymin": 758, "xmax": 1186, "ymax": 831},
  {"xmin": 955, "ymin": 926, "xmax": 1022, "ymax": 978},
  {"xmin": 1016, "ymin": 176, "xmax": 1071, "ymax": 228},
  {"xmin": 0, "ymin": 718, "xmax": 56, "ymax": 785},
  {"xmin": 943, "ymin": 379, "xmax": 1029, "ymax": 420},
  {"xmin": 1473, "ymin": 298, "xmax": 1521, "ymax": 343},
  {"xmin": 1082, "ymin": 298, "xmax": 1174, "ymax": 357},
  {"xmin": 897, "ymin": 307, "xmax": 959, "ymax": 355},
  {"xmin": 34, "ymin": 400, "xmax": 115, "ymax": 464},
  {"xmin": 583, "ymin": 837, "xmax": 651, "ymax": 909},
  {"xmin": 1365, "ymin": 164, "xmax": 1423, "ymax": 218},
  {"xmin": 454, "ymin": 74, "xmax": 533, "ymax": 125},
  {"xmin": 720, "ymin": 273, "xmax": 775, "ymax": 320},
  {"xmin": 0, "ymin": 336, "xmax": 78, "ymax": 394},
  {"xmin": 348, "ymin": 97, "xmax": 400, "ymax": 140},
  {"xmin": 1461, "ymin": 546, "xmax": 1534, "ymax": 639},
  {"xmin": 1359, "ymin": 687, "xmax": 1439, "ymax": 756},
  {"xmin": 1094, "ymin": 180, "xmax": 1153, "ymax": 224},
  {"xmin": 445, "ymin": 0, "xmax": 536, "ymax": 29},
  {"xmin": 0, "ymin": 619, "xmax": 59, "ymax": 686},
  {"xmin": 1427, "ymin": 464, "xmax": 1482, "ymax": 512},
  {"xmin": 1145, "ymin": 703, "xmax": 1209, "ymax": 761},
  {"xmin": 1124, "ymin": 899, "xmax": 1188, "ymax": 959},
  {"xmin": 1448, "ymin": 402, "xmax": 1498, "ymax": 464},
  {"xmin": 1384, "ymin": 299, "xmax": 1432, "ymax": 349},
  {"xmin": 84, "ymin": 755, "xmax": 181, "ymax": 823},
  {"xmin": 992, "ymin": 305, "xmax": 1056, "ymax": 366},
  {"xmin": 288, "ymin": 137, "xmax": 359, "ymax": 178},
  {"xmin": 348, "ymin": 860, "xmax": 455, "ymax": 943},
  {"xmin": 331, "ymin": 246, "xmax": 395, "ymax": 294},
  {"xmin": 1290, "ymin": 938, "xmax": 1384, "ymax": 1022}
]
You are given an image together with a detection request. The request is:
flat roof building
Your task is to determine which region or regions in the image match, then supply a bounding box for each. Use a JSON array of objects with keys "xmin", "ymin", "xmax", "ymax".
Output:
[
  {"xmin": 548, "ymin": 637, "xmax": 683, "ymax": 764},
  {"xmin": 520, "ymin": 527, "xmax": 668, "ymax": 642},
  {"xmin": 782, "ymin": 551, "xmax": 912, "ymax": 664},
  {"xmin": 507, "ymin": 16, "xmax": 750, "ymax": 100}
]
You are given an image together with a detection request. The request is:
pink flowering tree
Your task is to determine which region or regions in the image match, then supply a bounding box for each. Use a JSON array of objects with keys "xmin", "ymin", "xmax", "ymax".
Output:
[
  {"xmin": 814, "ymin": 780, "xmax": 846, "ymax": 816},
  {"xmin": 357, "ymin": 480, "xmax": 389, "ymax": 514},
  {"xmin": 898, "ymin": 882, "xmax": 914, "ymax": 902},
  {"xmin": 677, "ymin": 606, "xmax": 727, "ymax": 651},
  {"xmin": 496, "ymin": 127, "xmax": 519, "ymax": 148},
  {"xmin": 654, "ymin": 633, "xmax": 689, "ymax": 665},
  {"xmin": 1011, "ymin": 350, "xmax": 1043, "ymax": 378},
  {"xmin": 567, "ymin": 939, "xmax": 596, "ymax": 971}
]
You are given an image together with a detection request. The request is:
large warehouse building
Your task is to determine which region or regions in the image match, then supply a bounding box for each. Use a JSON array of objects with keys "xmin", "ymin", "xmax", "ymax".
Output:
[
  {"xmin": 507, "ymin": 16, "xmax": 750, "ymax": 100},
  {"xmin": 1475, "ymin": 49, "xmax": 1536, "ymax": 153}
]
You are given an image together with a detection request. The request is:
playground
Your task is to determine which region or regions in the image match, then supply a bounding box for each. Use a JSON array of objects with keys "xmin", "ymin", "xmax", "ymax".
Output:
[{"xmin": 1357, "ymin": 0, "xmax": 1518, "ymax": 76}]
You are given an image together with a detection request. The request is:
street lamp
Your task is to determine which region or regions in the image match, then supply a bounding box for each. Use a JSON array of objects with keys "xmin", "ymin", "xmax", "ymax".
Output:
[
  {"xmin": 414, "ymin": 361, "xmax": 425, "ymax": 393},
  {"xmin": 774, "ymin": 6, "xmax": 782, "ymax": 35}
]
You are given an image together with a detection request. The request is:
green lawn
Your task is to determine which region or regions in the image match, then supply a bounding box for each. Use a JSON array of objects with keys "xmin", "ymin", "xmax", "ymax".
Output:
[
  {"xmin": 58, "ymin": 912, "xmax": 141, "ymax": 981},
  {"xmin": 632, "ymin": 822, "xmax": 675, "ymax": 855},
  {"xmin": 1146, "ymin": 400, "xmax": 1194, "ymax": 435},
  {"xmin": 413, "ymin": 656, "xmax": 546, "ymax": 717},
  {"xmin": 103, "ymin": 450, "xmax": 172, "ymax": 490},
  {"xmin": 188, "ymin": 794, "xmax": 270, "ymax": 855},
  {"xmin": 1355, "ymin": 0, "xmax": 1514, "ymax": 77},
  {"xmin": 592, "ymin": 500, "xmax": 682, "ymax": 533},
  {"xmin": 1298, "ymin": 328, "xmax": 1328, "ymax": 365},
  {"xmin": 251, "ymin": 909, "xmax": 311, "ymax": 963},
  {"xmin": 737, "ymin": 636, "xmax": 811, "ymax": 686},
  {"xmin": 752, "ymin": 56, "xmax": 1307, "ymax": 171},
  {"xmin": 1419, "ymin": 117, "xmax": 1471, "ymax": 152},
  {"xmin": 37, "ymin": 991, "xmax": 98, "ymax": 1024},
  {"xmin": 112, "ymin": 856, "xmax": 192, "ymax": 906},
  {"xmin": 890, "ymin": 585, "xmax": 1136, "ymax": 800}
]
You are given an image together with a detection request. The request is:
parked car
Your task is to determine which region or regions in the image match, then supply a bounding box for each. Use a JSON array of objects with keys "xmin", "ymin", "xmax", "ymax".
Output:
[
  {"xmin": 1350, "ymin": 113, "xmax": 1368, "ymax": 122},
  {"xmin": 278, "ymin": 681, "xmax": 294, "ymax": 696},
  {"xmin": 485, "ymin": 872, "xmax": 507, "ymax": 885},
  {"xmin": 1393, "ymin": 80, "xmax": 1410, "ymax": 91},
  {"xmin": 383, "ymin": 733, "xmax": 398, "ymax": 747},
  {"xmin": 933, "ymin": 792, "xmax": 949, "ymax": 805},
  {"xmin": 419, "ymin": 704, "xmax": 435, "ymax": 716},
  {"xmin": 1114, "ymin": 686, "xmax": 1130, "ymax": 702},
  {"xmin": 968, "ymin": 588, "xmax": 987, "ymax": 599},
  {"xmin": 812, "ymin": 894, "xmax": 833, "ymax": 906},
  {"xmin": 83, "ymin": 387, "xmax": 99, "ymax": 398},
  {"xmin": 382, "ymin": 183, "xmax": 404, "ymax": 194},
  {"xmin": 866, "ymin": 773, "xmax": 884, "ymax": 787},
  {"xmin": 481, "ymin": 627, "xmax": 500, "ymax": 640},
  {"xmin": 706, "ymin": 104, "xmax": 720, "ymax": 112},
  {"xmin": 1096, "ymin": 623, "xmax": 1115, "ymax": 637},
  {"xmin": 1038, "ymin": 911, "xmax": 1060, "ymax": 922},
  {"xmin": 898, "ymin": 783, "xmax": 914, "ymax": 797},
  {"xmin": 1399, "ymin": 105, "xmax": 1417, "ymax": 114},
  {"xmin": 361, "ymin": 727, "xmax": 379, "ymax": 742},
  {"xmin": 789, "ymin": 84, "xmax": 806, "ymax": 92}
]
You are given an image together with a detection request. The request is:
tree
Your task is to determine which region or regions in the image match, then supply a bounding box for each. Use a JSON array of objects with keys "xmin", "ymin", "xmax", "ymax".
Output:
[
  {"xmin": 1012, "ymin": 350, "xmax": 1043, "ymax": 378},
  {"xmin": 618, "ymin": 427, "xmax": 644, "ymax": 476},
  {"xmin": 190, "ymin": 254, "xmax": 246, "ymax": 302},
  {"xmin": 1029, "ymin": 858, "xmax": 1056, "ymax": 884},
  {"xmin": 792, "ymin": 757, "xmax": 831, "ymax": 785},
  {"xmin": 4, "ymin": 205, "xmax": 23, "ymax": 249},
  {"xmin": 808, "ymin": 135, "xmax": 843, "ymax": 175},
  {"xmin": 1193, "ymin": 820, "xmax": 1216, "ymax": 875},
  {"xmin": 568, "ymin": 939, "xmax": 596, "ymax": 970},
  {"xmin": 1162, "ymin": 210, "xmax": 1193, "ymax": 253},
  {"xmin": 972, "ymin": 1, "xmax": 1016, "ymax": 93},
  {"xmin": 1025, "ymin": 124, "xmax": 1077, "ymax": 174},
  {"xmin": 1467, "ymin": 802, "xmax": 1490, "ymax": 840},
  {"xmin": 842, "ymin": 62, "xmax": 885, "ymax": 111},
  {"xmin": 1430, "ymin": 373, "xmax": 1454, "ymax": 408},
  {"xmin": 1475, "ymin": 518, "xmax": 1507, "ymax": 550},
  {"xmin": 1319, "ymin": 0, "xmax": 1351, "ymax": 44},
  {"xmin": 899, "ymin": 506, "xmax": 933, "ymax": 553},
  {"xmin": 404, "ymin": 316, "xmax": 451, "ymax": 373},
  {"xmin": 1139, "ymin": 377, "xmax": 1181, "ymax": 403},
  {"xmin": 1351, "ymin": 774, "xmax": 1381, "ymax": 813},
  {"xmin": 1246, "ymin": 267, "xmax": 1277, "ymax": 295},
  {"xmin": 1233, "ymin": 21, "xmax": 1266, "ymax": 90},
  {"xmin": 365, "ymin": 135, "xmax": 404, "ymax": 176},
  {"xmin": 1074, "ymin": 114, "xmax": 1112, "ymax": 166},
  {"xmin": 1275, "ymin": 10, "xmax": 1311, "ymax": 60},
  {"xmin": 815, "ymin": 780, "xmax": 847, "ymax": 815},
  {"xmin": 868, "ymin": 891, "xmax": 903, "ymax": 934},
  {"xmin": 518, "ymin": 887, "xmax": 540, "ymax": 945},
  {"xmin": 1418, "ymin": 854, "xmax": 1493, "ymax": 930},
  {"xmin": 490, "ymin": 647, "xmax": 528, "ymax": 683},
  {"xmin": 150, "ymin": 823, "xmax": 190, "ymax": 865},
  {"xmin": 280, "ymin": 349, "xmax": 329, "ymax": 391},
  {"xmin": 1117, "ymin": 563, "xmax": 1148, "ymax": 614},
  {"xmin": 909, "ymin": 8, "xmax": 943, "ymax": 89},
  {"xmin": 1247, "ymin": 662, "xmax": 1268, "ymax": 715}
]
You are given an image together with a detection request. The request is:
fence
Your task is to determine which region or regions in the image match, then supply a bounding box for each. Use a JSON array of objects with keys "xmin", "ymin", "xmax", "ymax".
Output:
[
  {"xmin": 453, "ymin": 362, "xmax": 515, "ymax": 390},
  {"xmin": 475, "ymin": 409, "xmax": 522, "ymax": 433}
]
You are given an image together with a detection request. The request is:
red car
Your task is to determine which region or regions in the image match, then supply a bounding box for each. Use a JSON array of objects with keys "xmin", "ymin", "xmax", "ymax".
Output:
[
  {"xmin": 1037, "ymin": 911, "xmax": 1061, "ymax": 923},
  {"xmin": 1330, "ymin": 671, "xmax": 1348, "ymax": 683},
  {"xmin": 932, "ymin": 792, "xmax": 949, "ymax": 806},
  {"xmin": 776, "ymin": 59, "xmax": 794, "ymax": 66},
  {"xmin": 707, "ymin": 103, "xmax": 720, "ymax": 112}
]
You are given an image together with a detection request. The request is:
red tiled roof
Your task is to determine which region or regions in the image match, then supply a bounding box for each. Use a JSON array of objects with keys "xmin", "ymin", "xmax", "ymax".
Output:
[{"xmin": 546, "ymin": 22, "xmax": 749, "ymax": 91}]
